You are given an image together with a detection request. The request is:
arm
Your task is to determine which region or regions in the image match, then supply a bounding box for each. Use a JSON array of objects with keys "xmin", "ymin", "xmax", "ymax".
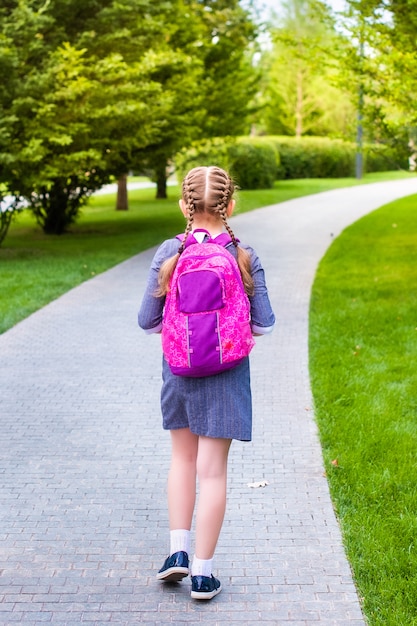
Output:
[
  {"xmin": 246, "ymin": 246, "xmax": 276, "ymax": 335},
  {"xmin": 138, "ymin": 239, "xmax": 179, "ymax": 333}
]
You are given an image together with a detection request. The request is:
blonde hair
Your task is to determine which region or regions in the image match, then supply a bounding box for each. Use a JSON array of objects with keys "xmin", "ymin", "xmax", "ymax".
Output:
[{"xmin": 157, "ymin": 166, "xmax": 254, "ymax": 297}]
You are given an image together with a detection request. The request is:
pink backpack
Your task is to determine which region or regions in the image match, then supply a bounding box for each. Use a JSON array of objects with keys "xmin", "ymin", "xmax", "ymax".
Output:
[{"xmin": 162, "ymin": 229, "xmax": 255, "ymax": 377}]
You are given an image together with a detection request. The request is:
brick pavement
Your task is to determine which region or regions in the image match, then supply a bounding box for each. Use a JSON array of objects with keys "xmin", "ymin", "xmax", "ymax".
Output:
[{"xmin": 1, "ymin": 178, "xmax": 417, "ymax": 625}]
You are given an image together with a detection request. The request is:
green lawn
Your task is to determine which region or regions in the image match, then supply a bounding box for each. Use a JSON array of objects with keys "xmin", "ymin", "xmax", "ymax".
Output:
[
  {"xmin": 309, "ymin": 193, "xmax": 417, "ymax": 625},
  {"xmin": 0, "ymin": 170, "xmax": 412, "ymax": 334}
]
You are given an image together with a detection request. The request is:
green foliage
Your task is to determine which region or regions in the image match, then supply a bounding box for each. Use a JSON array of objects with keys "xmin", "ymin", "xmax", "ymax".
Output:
[
  {"xmin": 267, "ymin": 136, "xmax": 356, "ymax": 178},
  {"xmin": 263, "ymin": 136, "xmax": 408, "ymax": 179},
  {"xmin": 228, "ymin": 138, "xmax": 279, "ymax": 189},
  {"xmin": 185, "ymin": 0, "xmax": 259, "ymax": 139},
  {"xmin": 176, "ymin": 134, "xmax": 409, "ymax": 186},
  {"xmin": 364, "ymin": 141, "xmax": 410, "ymax": 173},
  {"xmin": 135, "ymin": 0, "xmax": 259, "ymax": 197},
  {"xmin": 0, "ymin": 1, "xmax": 178, "ymax": 233},
  {"xmin": 309, "ymin": 194, "xmax": 417, "ymax": 624},
  {"xmin": 341, "ymin": 0, "xmax": 417, "ymax": 156},
  {"xmin": 174, "ymin": 137, "xmax": 232, "ymax": 182},
  {"xmin": 0, "ymin": 0, "xmax": 258, "ymax": 234},
  {"xmin": 254, "ymin": 0, "xmax": 356, "ymax": 139},
  {"xmin": 175, "ymin": 136, "xmax": 279, "ymax": 189}
]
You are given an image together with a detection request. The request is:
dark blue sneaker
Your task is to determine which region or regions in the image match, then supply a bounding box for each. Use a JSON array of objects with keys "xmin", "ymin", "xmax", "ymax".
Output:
[
  {"xmin": 191, "ymin": 574, "xmax": 222, "ymax": 600},
  {"xmin": 156, "ymin": 551, "xmax": 189, "ymax": 582}
]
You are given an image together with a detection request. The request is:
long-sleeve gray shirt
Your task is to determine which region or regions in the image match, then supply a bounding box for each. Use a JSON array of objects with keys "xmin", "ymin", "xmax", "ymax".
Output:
[{"xmin": 138, "ymin": 237, "xmax": 275, "ymax": 334}]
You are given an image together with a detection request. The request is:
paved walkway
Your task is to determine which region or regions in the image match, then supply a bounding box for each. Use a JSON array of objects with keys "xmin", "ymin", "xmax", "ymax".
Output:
[{"xmin": 1, "ymin": 178, "xmax": 417, "ymax": 625}]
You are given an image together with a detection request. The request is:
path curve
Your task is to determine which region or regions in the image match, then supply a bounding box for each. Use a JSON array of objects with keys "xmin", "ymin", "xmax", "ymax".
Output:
[{"xmin": 1, "ymin": 178, "xmax": 417, "ymax": 624}]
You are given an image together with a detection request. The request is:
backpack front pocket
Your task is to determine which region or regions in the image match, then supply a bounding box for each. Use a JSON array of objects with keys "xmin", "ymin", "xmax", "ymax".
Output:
[{"xmin": 178, "ymin": 270, "xmax": 224, "ymax": 313}]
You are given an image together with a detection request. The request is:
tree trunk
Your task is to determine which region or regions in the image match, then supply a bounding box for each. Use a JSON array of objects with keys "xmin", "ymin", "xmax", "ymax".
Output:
[
  {"xmin": 39, "ymin": 180, "xmax": 77, "ymax": 234},
  {"xmin": 116, "ymin": 174, "xmax": 128, "ymax": 211},
  {"xmin": 0, "ymin": 209, "xmax": 13, "ymax": 246},
  {"xmin": 155, "ymin": 163, "xmax": 167, "ymax": 199},
  {"xmin": 295, "ymin": 69, "xmax": 303, "ymax": 138}
]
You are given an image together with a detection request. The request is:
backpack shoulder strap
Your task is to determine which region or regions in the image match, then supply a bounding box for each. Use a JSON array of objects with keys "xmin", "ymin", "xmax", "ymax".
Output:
[
  {"xmin": 214, "ymin": 233, "xmax": 235, "ymax": 247},
  {"xmin": 175, "ymin": 230, "xmax": 237, "ymax": 249}
]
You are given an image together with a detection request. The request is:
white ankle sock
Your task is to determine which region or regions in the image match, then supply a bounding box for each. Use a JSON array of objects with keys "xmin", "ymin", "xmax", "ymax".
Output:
[
  {"xmin": 169, "ymin": 529, "xmax": 190, "ymax": 555},
  {"xmin": 192, "ymin": 556, "xmax": 213, "ymax": 577}
]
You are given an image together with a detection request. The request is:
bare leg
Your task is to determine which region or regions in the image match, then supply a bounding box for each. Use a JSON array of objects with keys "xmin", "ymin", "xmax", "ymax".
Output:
[
  {"xmin": 168, "ymin": 428, "xmax": 199, "ymax": 530},
  {"xmin": 195, "ymin": 436, "xmax": 232, "ymax": 559}
]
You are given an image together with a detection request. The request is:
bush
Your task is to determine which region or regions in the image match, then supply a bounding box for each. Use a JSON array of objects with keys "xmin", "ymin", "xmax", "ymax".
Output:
[
  {"xmin": 175, "ymin": 135, "xmax": 410, "ymax": 187},
  {"xmin": 175, "ymin": 137, "xmax": 279, "ymax": 189},
  {"xmin": 267, "ymin": 136, "xmax": 356, "ymax": 179},
  {"xmin": 228, "ymin": 138, "xmax": 278, "ymax": 189},
  {"xmin": 267, "ymin": 136, "xmax": 410, "ymax": 178},
  {"xmin": 174, "ymin": 137, "xmax": 232, "ymax": 184},
  {"xmin": 364, "ymin": 142, "xmax": 409, "ymax": 173}
]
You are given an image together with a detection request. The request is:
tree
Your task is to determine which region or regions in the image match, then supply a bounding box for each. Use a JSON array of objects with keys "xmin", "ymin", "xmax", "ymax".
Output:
[
  {"xmin": 0, "ymin": 0, "xmax": 259, "ymax": 227},
  {"xmin": 254, "ymin": 0, "xmax": 356, "ymax": 138},
  {"xmin": 136, "ymin": 0, "xmax": 260, "ymax": 198},
  {"xmin": 339, "ymin": 0, "xmax": 417, "ymax": 163},
  {"xmin": 0, "ymin": 1, "xmax": 194, "ymax": 232},
  {"xmin": 1, "ymin": 39, "xmax": 167, "ymax": 233},
  {"xmin": 191, "ymin": 0, "xmax": 259, "ymax": 138},
  {"xmin": 130, "ymin": 48, "xmax": 204, "ymax": 199}
]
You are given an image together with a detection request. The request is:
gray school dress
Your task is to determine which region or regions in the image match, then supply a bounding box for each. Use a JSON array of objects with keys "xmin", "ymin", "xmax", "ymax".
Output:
[{"xmin": 138, "ymin": 235, "xmax": 275, "ymax": 442}]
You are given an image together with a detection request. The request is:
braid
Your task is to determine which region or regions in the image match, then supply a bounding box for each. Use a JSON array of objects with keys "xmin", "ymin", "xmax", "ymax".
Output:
[
  {"xmin": 211, "ymin": 169, "xmax": 254, "ymax": 297},
  {"xmin": 218, "ymin": 176, "xmax": 239, "ymax": 248},
  {"xmin": 219, "ymin": 207, "xmax": 237, "ymax": 247},
  {"xmin": 178, "ymin": 177, "xmax": 196, "ymax": 253},
  {"xmin": 178, "ymin": 208, "xmax": 194, "ymax": 254},
  {"xmin": 156, "ymin": 174, "xmax": 197, "ymax": 296},
  {"xmin": 207, "ymin": 168, "xmax": 236, "ymax": 244},
  {"xmin": 220, "ymin": 208, "xmax": 254, "ymax": 296}
]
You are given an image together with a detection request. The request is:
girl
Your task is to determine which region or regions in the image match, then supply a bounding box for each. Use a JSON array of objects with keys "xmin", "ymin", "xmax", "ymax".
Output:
[{"xmin": 138, "ymin": 166, "xmax": 275, "ymax": 600}]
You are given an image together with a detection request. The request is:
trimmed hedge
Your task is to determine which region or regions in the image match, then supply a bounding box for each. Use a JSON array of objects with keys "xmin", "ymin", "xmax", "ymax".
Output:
[
  {"xmin": 228, "ymin": 139, "xmax": 279, "ymax": 189},
  {"xmin": 267, "ymin": 136, "xmax": 409, "ymax": 178},
  {"xmin": 175, "ymin": 135, "xmax": 409, "ymax": 188},
  {"xmin": 175, "ymin": 137, "xmax": 279, "ymax": 189},
  {"xmin": 175, "ymin": 137, "xmax": 230, "ymax": 182},
  {"xmin": 267, "ymin": 136, "xmax": 355, "ymax": 179}
]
